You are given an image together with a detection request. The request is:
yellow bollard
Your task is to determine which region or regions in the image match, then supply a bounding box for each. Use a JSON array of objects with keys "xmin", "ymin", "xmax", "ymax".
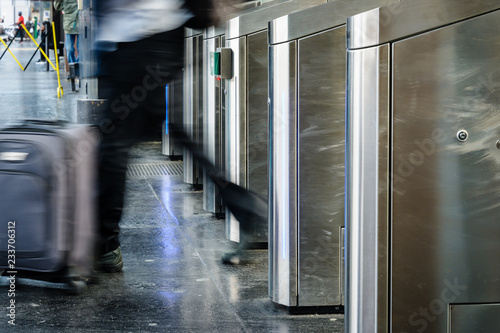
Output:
[
  {"xmin": 0, "ymin": 37, "xmax": 25, "ymax": 71},
  {"xmin": 20, "ymin": 24, "xmax": 57, "ymax": 71},
  {"xmin": 51, "ymin": 22, "xmax": 63, "ymax": 98}
]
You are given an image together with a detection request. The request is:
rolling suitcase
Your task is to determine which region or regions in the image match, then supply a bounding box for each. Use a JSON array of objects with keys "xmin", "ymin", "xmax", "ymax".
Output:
[{"xmin": 0, "ymin": 120, "xmax": 98, "ymax": 294}]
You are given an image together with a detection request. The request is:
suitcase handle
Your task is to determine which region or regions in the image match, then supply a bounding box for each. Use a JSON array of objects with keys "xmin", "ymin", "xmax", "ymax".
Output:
[
  {"xmin": 1, "ymin": 119, "xmax": 68, "ymax": 133},
  {"xmin": 20, "ymin": 119, "xmax": 68, "ymax": 127}
]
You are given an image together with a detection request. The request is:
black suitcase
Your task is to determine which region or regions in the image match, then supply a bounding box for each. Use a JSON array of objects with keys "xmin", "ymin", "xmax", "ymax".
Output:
[{"xmin": 0, "ymin": 120, "xmax": 98, "ymax": 294}]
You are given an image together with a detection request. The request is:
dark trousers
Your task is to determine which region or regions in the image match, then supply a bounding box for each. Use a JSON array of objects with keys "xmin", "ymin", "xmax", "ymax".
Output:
[
  {"xmin": 97, "ymin": 27, "xmax": 184, "ymax": 254},
  {"xmin": 17, "ymin": 27, "xmax": 24, "ymax": 41}
]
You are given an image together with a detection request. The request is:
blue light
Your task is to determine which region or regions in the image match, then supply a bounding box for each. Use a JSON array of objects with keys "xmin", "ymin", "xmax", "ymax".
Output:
[{"xmin": 165, "ymin": 84, "xmax": 169, "ymax": 134}]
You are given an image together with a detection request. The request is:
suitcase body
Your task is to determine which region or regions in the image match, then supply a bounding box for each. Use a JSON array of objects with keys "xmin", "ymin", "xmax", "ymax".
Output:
[{"xmin": 0, "ymin": 120, "xmax": 98, "ymax": 293}]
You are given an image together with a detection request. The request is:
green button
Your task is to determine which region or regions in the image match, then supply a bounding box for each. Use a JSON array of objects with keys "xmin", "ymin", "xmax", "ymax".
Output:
[{"xmin": 210, "ymin": 52, "xmax": 221, "ymax": 76}]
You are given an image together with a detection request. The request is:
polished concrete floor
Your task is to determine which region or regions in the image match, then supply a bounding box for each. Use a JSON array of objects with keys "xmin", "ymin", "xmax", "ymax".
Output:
[{"xmin": 0, "ymin": 41, "xmax": 344, "ymax": 332}]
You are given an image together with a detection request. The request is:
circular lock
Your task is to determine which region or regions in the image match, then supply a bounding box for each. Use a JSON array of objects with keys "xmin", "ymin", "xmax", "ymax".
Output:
[
  {"xmin": 496, "ymin": 140, "xmax": 500, "ymax": 150},
  {"xmin": 456, "ymin": 130, "xmax": 468, "ymax": 142}
]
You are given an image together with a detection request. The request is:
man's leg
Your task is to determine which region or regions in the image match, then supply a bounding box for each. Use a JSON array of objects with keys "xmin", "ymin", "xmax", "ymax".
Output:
[
  {"xmin": 96, "ymin": 102, "xmax": 137, "ymax": 272},
  {"xmin": 75, "ymin": 35, "xmax": 79, "ymax": 63},
  {"xmin": 66, "ymin": 34, "xmax": 75, "ymax": 63},
  {"xmin": 95, "ymin": 27, "xmax": 184, "ymax": 272}
]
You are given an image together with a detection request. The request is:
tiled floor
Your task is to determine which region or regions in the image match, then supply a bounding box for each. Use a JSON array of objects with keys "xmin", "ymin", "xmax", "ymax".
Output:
[{"xmin": 0, "ymin": 40, "xmax": 344, "ymax": 332}]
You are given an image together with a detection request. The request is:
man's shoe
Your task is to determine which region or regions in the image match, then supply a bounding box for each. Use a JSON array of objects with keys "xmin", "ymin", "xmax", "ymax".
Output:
[{"xmin": 97, "ymin": 246, "xmax": 123, "ymax": 273}]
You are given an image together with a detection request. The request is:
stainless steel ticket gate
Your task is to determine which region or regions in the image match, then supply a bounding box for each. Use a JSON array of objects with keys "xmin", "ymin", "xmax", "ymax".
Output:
[
  {"xmin": 203, "ymin": 25, "xmax": 227, "ymax": 216},
  {"xmin": 201, "ymin": 1, "xmax": 265, "ymax": 216},
  {"xmin": 346, "ymin": 0, "xmax": 500, "ymax": 331},
  {"xmin": 77, "ymin": 0, "xmax": 105, "ymax": 123},
  {"xmin": 268, "ymin": 0, "xmax": 400, "ymax": 309},
  {"xmin": 79, "ymin": 0, "xmax": 98, "ymax": 100},
  {"xmin": 183, "ymin": 28, "xmax": 204, "ymax": 187},
  {"xmin": 224, "ymin": 0, "xmax": 325, "ymax": 245},
  {"xmin": 162, "ymin": 76, "xmax": 184, "ymax": 159}
]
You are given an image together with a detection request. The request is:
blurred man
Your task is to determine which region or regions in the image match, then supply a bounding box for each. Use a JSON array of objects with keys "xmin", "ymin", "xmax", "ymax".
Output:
[
  {"xmin": 16, "ymin": 12, "xmax": 24, "ymax": 43},
  {"xmin": 94, "ymin": 0, "xmax": 250, "ymax": 272},
  {"xmin": 94, "ymin": 0, "xmax": 192, "ymax": 272}
]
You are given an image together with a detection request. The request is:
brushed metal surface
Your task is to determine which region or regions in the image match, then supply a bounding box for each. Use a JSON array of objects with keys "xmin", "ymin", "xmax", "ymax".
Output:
[
  {"xmin": 247, "ymin": 31, "xmax": 269, "ymax": 242},
  {"xmin": 347, "ymin": 0, "xmax": 500, "ymax": 49},
  {"xmin": 391, "ymin": 10, "xmax": 500, "ymax": 332},
  {"xmin": 205, "ymin": 26, "xmax": 227, "ymax": 40},
  {"xmin": 226, "ymin": 0, "xmax": 325, "ymax": 40},
  {"xmin": 347, "ymin": 4, "xmax": 500, "ymax": 332},
  {"xmin": 202, "ymin": 34, "xmax": 225, "ymax": 214},
  {"xmin": 202, "ymin": 3, "xmax": 272, "ymax": 215},
  {"xmin": 450, "ymin": 304, "xmax": 500, "ymax": 333},
  {"xmin": 79, "ymin": 7, "xmax": 98, "ymax": 99},
  {"xmin": 225, "ymin": 30, "xmax": 270, "ymax": 243},
  {"xmin": 204, "ymin": 0, "xmax": 264, "ymax": 39},
  {"xmin": 183, "ymin": 34, "xmax": 203, "ymax": 185},
  {"xmin": 225, "ymin": 0, "xmax": 325, "ymax": 244},
  {"xmin": 269, "ymin": 0, "xmax": 400, "ymax": 45},
  {"xmin": 267, "ymin": 0, "xmax": 399, "ymax": 310},
  {"xmin": 345, "ymin": 44, "xmax": 390, "ymax": 333},
  {"xmin": 296, "ymin": 27, "xmax": 346, "ymax": 306},
  {"xmin": 220, "ymin": 36, "xmax": 227, "ymax": 211},
  {"xmin": 203, "ymin": 36, "xmax": 219, "ymax": 213},
  {"xmin": 339, "ymin": 227, "xmax": 345, "ymax": 306},
  {"xmin": 225, "ymin": 36, "xmax": 247, "ymax": 242},
  {"xmin": 269, "ymin": 40, "xmax": 297, "ymax": 306},
  {"xmin": 375, "ymin": 45, "xmax": 390, "ymax": 333}
]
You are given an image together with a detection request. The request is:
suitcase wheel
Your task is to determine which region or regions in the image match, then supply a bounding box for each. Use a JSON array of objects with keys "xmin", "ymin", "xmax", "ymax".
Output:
[{"xmin": 67, "ymin": 279, "xmax": 87, "ymax": 295}]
